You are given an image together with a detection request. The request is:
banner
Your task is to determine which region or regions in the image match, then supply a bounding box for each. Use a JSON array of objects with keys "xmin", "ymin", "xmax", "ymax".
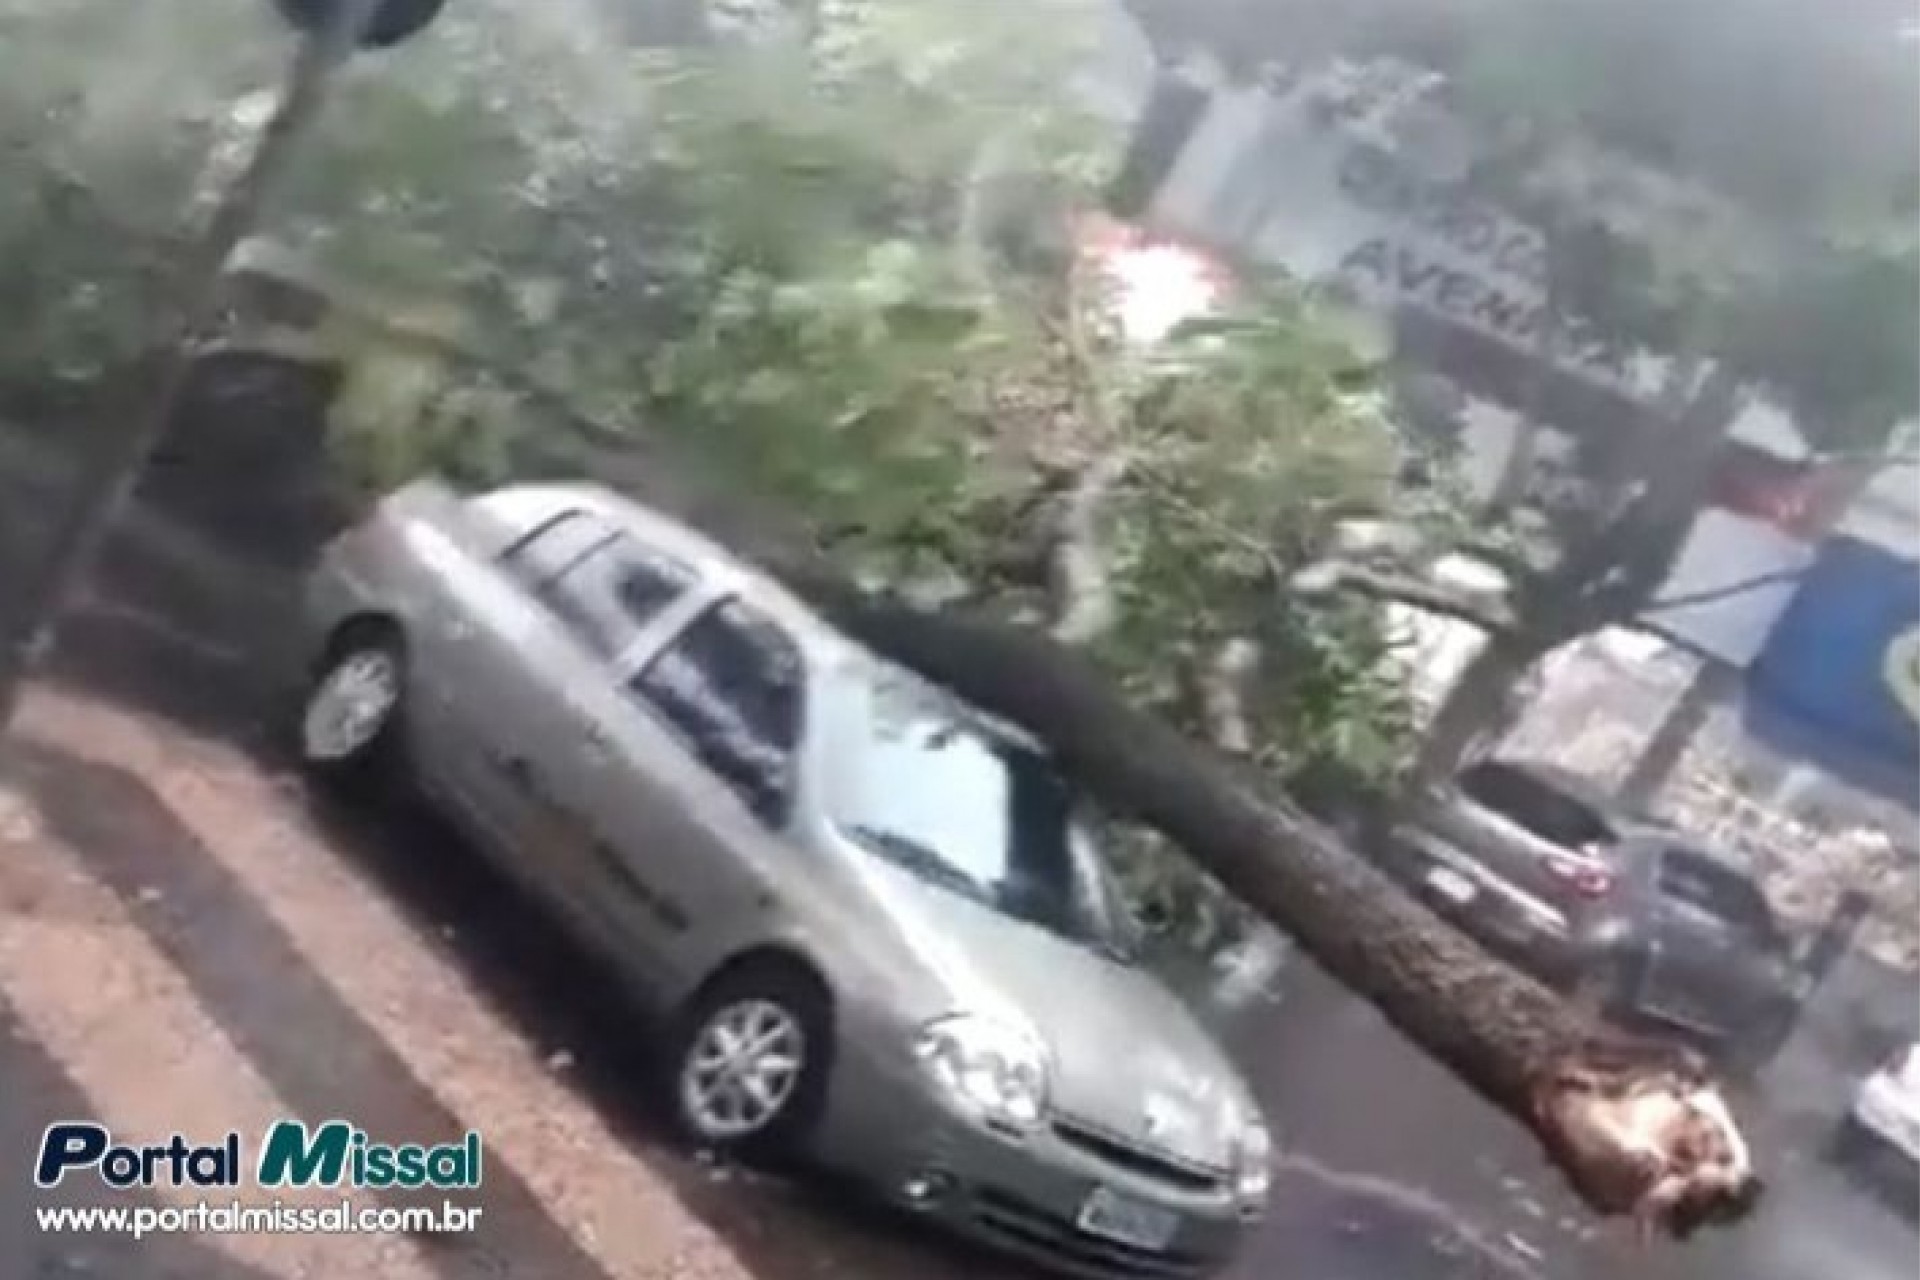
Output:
[{"xmin": 1746, "ymin": 536, "xmax": 1920, "ymax": 799}]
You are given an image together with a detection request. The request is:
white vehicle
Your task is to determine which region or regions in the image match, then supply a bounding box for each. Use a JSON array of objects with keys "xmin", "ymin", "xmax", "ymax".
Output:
[{"xmin": 1838, "ymin": 1042, "xmax": 1920, "ymax": 1171}]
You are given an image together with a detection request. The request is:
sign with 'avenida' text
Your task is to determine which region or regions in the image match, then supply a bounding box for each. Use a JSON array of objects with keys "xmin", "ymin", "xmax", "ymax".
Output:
[{"xmin": 36, "ymin": 1120, "xmax": 483, "ymax": 1191}]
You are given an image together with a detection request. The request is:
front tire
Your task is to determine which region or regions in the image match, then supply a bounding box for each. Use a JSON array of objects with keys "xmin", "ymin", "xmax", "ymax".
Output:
[
  {"xmin": 669, "ymin": 962, "xmax": 833, "ymax": 1163},
  {"xmin": 298, "ymin": 626, "xmax": 406, "ymax": 783}
]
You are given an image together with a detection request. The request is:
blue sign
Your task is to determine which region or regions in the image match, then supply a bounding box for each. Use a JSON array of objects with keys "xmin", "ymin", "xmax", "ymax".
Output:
[{"xmin": 1746, "ymin": 536, "xmax": 1920, "ymax": 803}]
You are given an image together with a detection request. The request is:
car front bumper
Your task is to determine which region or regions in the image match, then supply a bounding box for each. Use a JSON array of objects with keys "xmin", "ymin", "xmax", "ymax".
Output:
[
  {"xmin": 1391, "ymin": 832, "xmax": 1584, "ymax": 982},
  {"xmin": 814, "ymin": 1045, "xmax": 1252, "ymax": 1279}
]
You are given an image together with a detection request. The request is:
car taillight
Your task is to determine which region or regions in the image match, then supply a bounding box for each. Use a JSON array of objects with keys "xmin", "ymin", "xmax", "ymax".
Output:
[{"xmin": 1544, "ymin": 852, "xmax": 1613, "ymax": 898}]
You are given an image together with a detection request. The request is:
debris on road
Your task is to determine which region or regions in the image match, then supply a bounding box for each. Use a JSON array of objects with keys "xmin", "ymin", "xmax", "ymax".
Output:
[{"xmin": 1504, "ymin": 1232, "xmax": 1545, "ymax": 1263}]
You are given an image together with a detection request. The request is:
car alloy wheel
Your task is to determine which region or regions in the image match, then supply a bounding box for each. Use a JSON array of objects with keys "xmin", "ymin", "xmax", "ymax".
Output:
[
  {"xmin": 678, "ymin": 998, "xmax": 808, "ymax": 1142},
  {"xmin": 301, "ymin": 641, "xmax": 402, "ymax": 767}
]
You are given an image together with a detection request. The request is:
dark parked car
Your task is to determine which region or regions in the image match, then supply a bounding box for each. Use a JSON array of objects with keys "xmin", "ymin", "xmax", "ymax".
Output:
[{"xmin": 1382, "ymin": 759, "xmax": 1805, "ymax": 1068}]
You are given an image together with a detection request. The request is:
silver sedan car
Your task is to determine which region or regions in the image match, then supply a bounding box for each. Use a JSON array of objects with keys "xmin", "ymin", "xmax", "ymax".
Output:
[{"xmin": 297, "ymin": 479, "xmax": 1272, "ymax": 1278}]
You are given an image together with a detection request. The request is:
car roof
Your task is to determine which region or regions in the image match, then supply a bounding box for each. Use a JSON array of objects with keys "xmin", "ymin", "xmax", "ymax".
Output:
[
  {"xmin": 481, "ymin": 481, "xmax": 861, "ymax": 654},
  {"xmin": 477, "ymin": 482, "xmax": 1048, "ymax": 752}
]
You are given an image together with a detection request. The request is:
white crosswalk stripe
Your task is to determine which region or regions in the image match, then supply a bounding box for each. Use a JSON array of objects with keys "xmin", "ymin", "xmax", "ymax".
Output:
[{"xmin": 0, "ymin": 779, "xmax": 442, "ymax": 1280}]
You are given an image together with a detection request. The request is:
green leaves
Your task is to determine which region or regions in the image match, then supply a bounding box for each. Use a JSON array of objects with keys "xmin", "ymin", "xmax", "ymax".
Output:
[{"xmin": 1717, "ymin": 243, "xmax": 1920, "ymax": 448}]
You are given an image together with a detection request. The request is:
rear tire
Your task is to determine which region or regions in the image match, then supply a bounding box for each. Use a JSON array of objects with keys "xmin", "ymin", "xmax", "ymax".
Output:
[
  {"xmin": 668, "ymin": 961, "xmax": 833, "ymax": 1164},
  {"xmin": 298, "ymin": 624, "xmax": 406, "ymax": 786}
]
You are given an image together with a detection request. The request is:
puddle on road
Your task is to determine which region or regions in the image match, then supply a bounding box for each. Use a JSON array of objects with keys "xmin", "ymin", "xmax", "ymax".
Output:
[{"xmin": 1249, "ymin": 1157, "xmax": 1548, "ymax": 1280}]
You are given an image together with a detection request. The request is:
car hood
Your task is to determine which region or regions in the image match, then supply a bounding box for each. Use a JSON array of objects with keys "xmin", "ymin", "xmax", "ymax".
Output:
[{"xmin": 857, "ymin": 858, "xmax": 1258, "ymax": 1171}]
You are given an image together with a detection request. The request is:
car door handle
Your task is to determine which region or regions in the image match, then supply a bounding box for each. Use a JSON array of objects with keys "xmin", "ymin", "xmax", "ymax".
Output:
[
  {"xmin": 588, "ymin": 840, "xmax": 691, "ymax": 933},
  {"xmin": 569, "ymin": 716, "xmax": 615, "ymax": 761}
]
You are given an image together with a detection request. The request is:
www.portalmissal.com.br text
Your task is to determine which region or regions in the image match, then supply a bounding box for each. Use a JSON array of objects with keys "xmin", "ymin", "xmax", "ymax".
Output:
[{"xmin": 37, "ymin": 1196, "xmax": 483, "ymax": 1239}]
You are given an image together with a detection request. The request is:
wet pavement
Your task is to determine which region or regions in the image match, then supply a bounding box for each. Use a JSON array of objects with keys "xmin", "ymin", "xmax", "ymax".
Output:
[{"xmin": 0, "ymin": 428, "xmax": 1914, "ymax": 1278}]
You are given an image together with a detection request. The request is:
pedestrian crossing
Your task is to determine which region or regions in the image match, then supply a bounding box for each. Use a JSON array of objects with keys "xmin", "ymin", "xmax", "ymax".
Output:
[{"xmin": 0, "ymin": 735, "xmax": 442, "ymax": 1279}]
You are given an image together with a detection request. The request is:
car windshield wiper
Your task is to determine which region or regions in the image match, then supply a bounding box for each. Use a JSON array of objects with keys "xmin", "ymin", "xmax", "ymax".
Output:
[
  {"xmin": 846, "ymin": 824, "xmax": 1113, "ymax": 953},
  {"xmin": 844, "ymin": 824, "xmax": 989, "ymax": 903}
]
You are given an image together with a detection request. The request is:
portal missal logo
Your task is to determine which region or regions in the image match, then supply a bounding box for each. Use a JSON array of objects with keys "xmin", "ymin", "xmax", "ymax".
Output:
[{"xmin": 35, "ymin": 1119, "xmax": 483, "ymax": 1191}]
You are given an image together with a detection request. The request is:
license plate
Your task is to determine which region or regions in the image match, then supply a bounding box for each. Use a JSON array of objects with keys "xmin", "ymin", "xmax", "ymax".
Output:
[
  {"xmin": 1077, "ymin": 1186, "xmax": 1178, "ymax": 1250},
  {"xmin": 1425, "ymin": 865, "xmax": 1478, "ymax": 905}
]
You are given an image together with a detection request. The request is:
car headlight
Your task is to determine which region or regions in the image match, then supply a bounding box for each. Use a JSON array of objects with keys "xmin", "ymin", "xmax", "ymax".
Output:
[
  {"xmin": 1231, "ymin": 1120, "xmax": 1272, "ymax": 1210},
  {"xmin": 913, "ymin": 1013, "xmax": 1050, "ymax": 1135}
]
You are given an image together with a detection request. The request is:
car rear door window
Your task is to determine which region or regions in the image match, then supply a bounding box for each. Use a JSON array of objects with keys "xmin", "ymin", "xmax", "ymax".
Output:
[
  {"xmin": 503, "ymin": 511, "xmax": 696, "ymax": 659},
  {"xmin": 629, "ymin": 598, "xmax": 805, "ymax": 824},
  {"xmin": 1656, "ymin": 848, "xmax": 1781, "ymax": 948},
  {"xmin": 1458, "ymin": 762, "xmax": 1614, "ymax": 849}
]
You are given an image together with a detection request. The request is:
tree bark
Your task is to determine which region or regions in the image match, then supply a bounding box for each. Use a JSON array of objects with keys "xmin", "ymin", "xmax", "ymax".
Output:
[
  {"xmin": 1106, "ymin": 67, "xmax": 1212, "ymax": 219},
  {"xmin": 1410, "ymin": 631, "xmax": 1545, "ymax": 787},
  {"xmin": 1614, "ymin": 658, "xmax": 1735, "ymax": 811},
  {"xmin": 1048, "ymin": 451, "xmax": 1128, "ymax": 643}
]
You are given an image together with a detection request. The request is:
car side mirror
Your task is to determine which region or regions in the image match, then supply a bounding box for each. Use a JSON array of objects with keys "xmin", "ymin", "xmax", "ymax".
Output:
[
  {"xmin": 748, "ymin": 780, "xmax": 791, "ymax": 830},
  {"xmin": 693, "ymin": 746, "xmax": 787, "ymax": 830}
]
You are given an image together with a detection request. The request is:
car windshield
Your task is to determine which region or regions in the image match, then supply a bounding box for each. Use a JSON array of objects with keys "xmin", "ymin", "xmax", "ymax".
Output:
[
  {"xmin": 827, "ymin": 669, "xmax": 1128, "ymax": 954},
  {"xmin": 1458, "ymin": 762, "xmax": 1617, "ymax": 851}
]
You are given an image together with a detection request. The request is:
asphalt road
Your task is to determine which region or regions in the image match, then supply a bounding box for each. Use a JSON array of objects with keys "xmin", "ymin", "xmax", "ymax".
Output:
[{"xmin": 0, "ymin": 429, "xmax": 1913, "ymax": 1279}]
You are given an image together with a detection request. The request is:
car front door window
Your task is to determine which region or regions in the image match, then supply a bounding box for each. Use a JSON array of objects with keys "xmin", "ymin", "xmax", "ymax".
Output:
[
  {"xmin": 628, "ymin": 599, "xmax": 804, "ymax": 825},
  {"xmin": 1656, "ymin": 849, "xmax": 1782, "ymax": 951}
]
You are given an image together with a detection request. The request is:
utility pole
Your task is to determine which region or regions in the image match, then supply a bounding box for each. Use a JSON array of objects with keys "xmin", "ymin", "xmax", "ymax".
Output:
[{"xmin": 0, "ymin": 0, "xmax": 436, "ymax": 732}]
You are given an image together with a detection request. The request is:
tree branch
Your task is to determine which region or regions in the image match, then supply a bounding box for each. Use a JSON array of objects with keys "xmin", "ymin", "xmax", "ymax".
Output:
[
  {"xmin": 1293, "ymin": 560, "xmax": 1518, "ymax": 636},
  {"xmin": 1042, "ymin": 223, "xmax": 1130, "ymax": 643},
  {"xmin": 1197, "ymin": 636, "xmax": 1259, "ymax": 754},
  {"xmin": 1050, "ymin": 449, "xmax": 1130, "ymax": 643}
]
